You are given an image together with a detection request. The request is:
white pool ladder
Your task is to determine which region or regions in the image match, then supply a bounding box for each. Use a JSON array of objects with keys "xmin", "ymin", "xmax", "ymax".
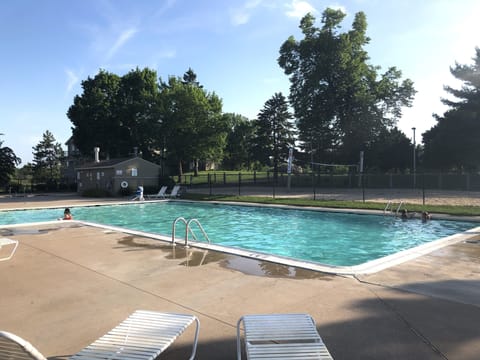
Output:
[
  {"xmin": 172, "ymin": 217, "xmax": 211, "ymax": 247},
  {"xmin": 384, "ymin": 201, "xmax": 404, "ymax": 216}
]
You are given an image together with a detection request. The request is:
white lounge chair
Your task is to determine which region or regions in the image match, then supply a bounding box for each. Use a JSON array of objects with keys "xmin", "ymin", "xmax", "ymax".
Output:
[
  {"xmin": 1, "ymin": 310, "xmax": 200, "ymax": 360},
  {"xmin": 145, "ymin": 185, "xmax": 168, "ymax": 199},
  {"xmin": 0, "ymin": 237, "xmax": 19, "ymax": 262},
  {"xmin": 0, "ymin": 331, "xmax": 47, "ymax": 360},
  {"xmin": 237, "ymin": 313, "xmax": 333, "ymax": 359},
  {"xmin": 165, "ymin": 185, "xmax": 181, "ymax": 198}
]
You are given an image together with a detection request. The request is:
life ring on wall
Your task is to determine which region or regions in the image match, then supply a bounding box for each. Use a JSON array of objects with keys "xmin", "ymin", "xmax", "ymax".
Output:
[{"xmin": 120, "ymin": 181, "xmax": 129, "ymax": 189}]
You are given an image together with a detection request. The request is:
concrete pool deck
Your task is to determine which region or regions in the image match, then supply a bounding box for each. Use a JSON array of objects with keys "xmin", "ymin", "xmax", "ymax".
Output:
[{"xmin": 1, "ymin": 195, "xmax": 480, "ymax": 359}]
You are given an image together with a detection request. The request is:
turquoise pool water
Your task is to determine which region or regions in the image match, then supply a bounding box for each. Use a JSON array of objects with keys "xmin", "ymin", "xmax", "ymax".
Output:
[{"xmin": 0, "ymin": 202, "xmax": 476, "ymax": 266}]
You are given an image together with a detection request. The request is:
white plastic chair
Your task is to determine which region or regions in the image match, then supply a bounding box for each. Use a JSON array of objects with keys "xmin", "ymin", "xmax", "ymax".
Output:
[
  {"xmin": 237, "ymin": 313, "xmax": 333, "ymax": 359},
  {"xmin": 0, "ymin": 331, "xmax": 47, "ymax": 360},
  {"xmin": 1, "ymin": 310, "xmax": 200, "ymax": 360},
  {"xmin": 166, "ymin": 185, "xmax": 181, "ymax": 198},
  {"xmin": 145, "ymin": 185, "xmax": 168, "ymax": 199},
  {"xmin": 0, "ymin": 237, "xmax": 19, "ymax": 262}
]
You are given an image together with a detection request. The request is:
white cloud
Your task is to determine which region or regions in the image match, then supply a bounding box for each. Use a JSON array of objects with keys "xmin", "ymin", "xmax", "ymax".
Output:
[
  {"xmin": 65, "ymin": 69, "xmax": 79, "ymax": 93},
  {"xmin": 229, "ymin": 0, "xmax": 263, "ymax": 26},
  {"xmin": 106, "ymin": 27, "xmax": 138, "ymax": 60},
  {"xmin": 285, "ymin": 0, "xmax": 316, "ymax": 18}
]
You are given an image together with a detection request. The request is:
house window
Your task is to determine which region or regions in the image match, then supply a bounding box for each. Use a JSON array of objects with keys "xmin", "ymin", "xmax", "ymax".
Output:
[
  {"xmin": 97, "ymin": 172, "xmax": 100, "ymax": 180},
  {"xmin": 131, "ymin": 168, "xmax": 138, "ymax": 176},
  {"xmin": 77, "ymin": 171, "xmax": 80, "ymax": 180},
  {"xmin": 116, "ymin": 170, "xmax": 123, "ymax": 176}
]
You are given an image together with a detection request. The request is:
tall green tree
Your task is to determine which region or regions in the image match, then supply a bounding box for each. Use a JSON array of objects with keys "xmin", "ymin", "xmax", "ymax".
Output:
[
  {"xmin": 278, "ymin": 10, "xmax": 415, "ymax": 165},
  {"xmin": 366, "ymin": 127, "xmax": 412, "ymax": 172},
  {"xmin": 116, "ymin": 67, "xmax": 161, "ymax": 161},
  {"xmin": 253, "ymin": 93, "xmax": 296, "ymax": 177},
  {"xmin": 159, "ymin": 70, "xmax": 228, "ymax": 176},
  {"xmin": 67, "ymin": 70, "xmax": 121, "ymax": 159},
  {"xmin": 222, "ymin": 113, "xmax": 256, "ymax": 170},
  {"xmin": 0, "ymin": 137, "xmax": 21, "ymax": 187},
  {"xmin": 32, "ymin": 130, "xmax": 63, "ymax": 184},
  {"xmin": 423, "ymin": 48, "xmax": 480, "ymax": 171}
]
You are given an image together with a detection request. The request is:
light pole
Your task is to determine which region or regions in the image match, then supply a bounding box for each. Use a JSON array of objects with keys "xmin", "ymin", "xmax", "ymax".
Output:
[{"xmin": 412, "ymin": 127, "xmax": 416, "ymax": 188}]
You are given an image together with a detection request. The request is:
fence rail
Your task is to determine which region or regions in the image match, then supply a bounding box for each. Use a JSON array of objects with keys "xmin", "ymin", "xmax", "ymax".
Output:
[{"xmin": 177, "ymin": 171, "xmax": 480, "ymax": 192}]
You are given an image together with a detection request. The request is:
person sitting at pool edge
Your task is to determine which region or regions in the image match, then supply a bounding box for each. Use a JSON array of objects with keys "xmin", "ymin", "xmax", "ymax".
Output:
[
  {"xmin": 63, "ymin": 208, "xmax": 73, "ymax": 220},
  {"xmin": 132, "ymin": 186, "xmax": 145, "ymax": 201}
]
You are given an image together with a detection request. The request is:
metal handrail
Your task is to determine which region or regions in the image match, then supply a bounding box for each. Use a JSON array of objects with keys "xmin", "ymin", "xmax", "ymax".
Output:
[
  {"xmin": 172, "ymin": 217, "xmax": 210, "ymax": 247},
  {"xmin": 185, "ymin": 218, "xmax": 210, "ymax": 246},
  {"xmin": 172, "ymin": 217, "xmax": 188, "ymax": 245},
  {"xmin": 395, "ymin": 201, "xmax": 404, "ymax": 215},
  {"xmin": 384, "ymin": 201, "xmax": 392, "ymax": 214}
]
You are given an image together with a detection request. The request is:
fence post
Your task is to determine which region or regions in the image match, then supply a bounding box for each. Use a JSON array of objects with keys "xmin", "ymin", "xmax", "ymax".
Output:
[
  {"xmin": 312, "ymin": 172, "xmax": 316, "ymax": 200},
  {"xmin": 272, "ymin": 175, "xmax": 276, "ymax": 199},
  {"xmin": 422, "ymin": 172, "xmax": 425, "ymax": 206},
  {"xmin": 223, "ymin": 172, "xmax": 226, "ymax": 185},
  {"xmin": 362, "ymin": 172, "xmax": 365, "ymax": 203},
  {"xmin": 238, "ymin": 172, "xmax": 241, "ymax": 196},
  {"xmin": 208, "ymin": 173, "xmax": 212, "ymax": 196},
  {"xmin": 254, "ymin": 171, "xmax": 256, "ymax": 184}
]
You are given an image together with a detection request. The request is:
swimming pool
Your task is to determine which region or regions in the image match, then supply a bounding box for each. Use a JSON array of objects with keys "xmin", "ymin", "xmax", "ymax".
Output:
[{"xmin": 0, "ymin": 201, "xmax": 476, "ymax": 268}]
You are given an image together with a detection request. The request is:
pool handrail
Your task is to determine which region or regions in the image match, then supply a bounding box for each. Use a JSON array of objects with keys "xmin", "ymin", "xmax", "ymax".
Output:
[{"xmin": 172, "ymin": 217, "xmax": 210, "ymax": 247}]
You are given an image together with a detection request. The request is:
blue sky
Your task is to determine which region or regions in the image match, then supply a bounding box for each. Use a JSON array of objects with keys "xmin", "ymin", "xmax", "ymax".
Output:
[{"xmin": 1, "ymin": 0, "xmax": 479, "ymax": 165}]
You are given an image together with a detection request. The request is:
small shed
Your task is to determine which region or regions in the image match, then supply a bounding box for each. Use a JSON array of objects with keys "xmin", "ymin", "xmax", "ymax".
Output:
[{"xmin": 76, "ymin": 157, "xmax": 161, "ymax": 195}]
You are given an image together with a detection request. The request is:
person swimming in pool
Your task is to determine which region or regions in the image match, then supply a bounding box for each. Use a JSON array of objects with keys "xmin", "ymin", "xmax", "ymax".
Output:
[
  {"xmin": 421, "ymin": 211, "xmax": 431, "ymax": 222},
  {"xmin": 63, "ymin": 208, "xmax": 73, "ymax": 220}
]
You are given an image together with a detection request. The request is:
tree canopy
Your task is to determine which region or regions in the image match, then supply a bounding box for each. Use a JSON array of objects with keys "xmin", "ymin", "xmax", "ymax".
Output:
[
  {"xmin": 252, "ymin": 93, "xmax": 296, "ymax": 176},
  {"xmin": 0, "ymin": 137, "xmax": 21, "ymax": 187},
  {"xmin": 423, "ymin": 47, "xmax": 480, "ymax": 171},
  {"xmin": 68, "ymin": 68, "xmax": 227, "ymax": 174},
  {"xmin": 222, "ymin": 113, "xmax": 256, "ymax": 170},
  {"xmin": 32, "ymin": 130, "xmax": 63, "ymax": 183},
  {"xmin": 278, "ymin": 10, "xmax": 416, "ymax": 167},
  {"xmin": 159, "ymin": 73, "xmax": 227, "ymax": 176}
]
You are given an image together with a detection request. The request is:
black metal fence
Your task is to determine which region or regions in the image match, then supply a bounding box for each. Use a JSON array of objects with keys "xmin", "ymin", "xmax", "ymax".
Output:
[{"xmin": 177, "ymin": 171, "xmax": 480, "ymax": 191}]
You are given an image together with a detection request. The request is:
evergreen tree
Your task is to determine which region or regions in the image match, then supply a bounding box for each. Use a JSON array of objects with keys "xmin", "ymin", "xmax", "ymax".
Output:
[
  {"xmin": 423, "ymin": 48, "xmax": 480, "ymax": 171},
  {"xmin": 0, "ymin": 137, "xmax": 21, "ymax": 187},
  {"xmin": 32, "ymin": 130, "xmax": 63, "ymax": 185},
  {"xmin": 253, "ymin": 93, "xmax": 296, "ymax": 177}
]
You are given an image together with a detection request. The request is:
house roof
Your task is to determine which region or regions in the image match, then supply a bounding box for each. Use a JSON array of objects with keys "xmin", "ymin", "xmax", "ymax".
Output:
[{"xmin": 76, "ymin": 157, "xmax": 159, "ymax": 170}]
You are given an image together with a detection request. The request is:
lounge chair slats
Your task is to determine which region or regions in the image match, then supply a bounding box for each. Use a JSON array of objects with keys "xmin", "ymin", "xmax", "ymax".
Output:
[
  {"xmin": 0, "ymin": 237, "xmax": 19, "ymax": 262},
  {"xmin": 0, "ymin": 331, "xmax": 47, "ymax": 360},
  {"xmin": 1, "ymin": 310, "xmax": 200, "ymax": 360},
  {"xmin": 237, "ymin": 313, "xmax": 333, "ymax": 360},
  {"xmin": 145, "ymin": 186, "xmax": 167, "ymax": 199},
  {"xmin": 165, "ymin": 185, "xmax": 181, "ymax": 198},
  {"xmin": 70, "ymin": 310, "xmax": 200, "ymax": 360}
]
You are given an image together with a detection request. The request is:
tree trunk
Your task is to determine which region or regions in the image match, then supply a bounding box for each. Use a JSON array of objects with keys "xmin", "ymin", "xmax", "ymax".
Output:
[
  {"xmin": 178, "ymin": 160, "xmax": 183, "ymax": 183},
  {"xmin": 194, "ymin": 159, "xmax": 199, "ymax": 177}
]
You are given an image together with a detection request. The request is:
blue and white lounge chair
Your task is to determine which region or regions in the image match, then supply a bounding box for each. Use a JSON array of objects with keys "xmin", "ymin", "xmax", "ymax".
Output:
[{"xmin": 1, "ymin": 310, "xmax": 200, "ymax": 360}]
